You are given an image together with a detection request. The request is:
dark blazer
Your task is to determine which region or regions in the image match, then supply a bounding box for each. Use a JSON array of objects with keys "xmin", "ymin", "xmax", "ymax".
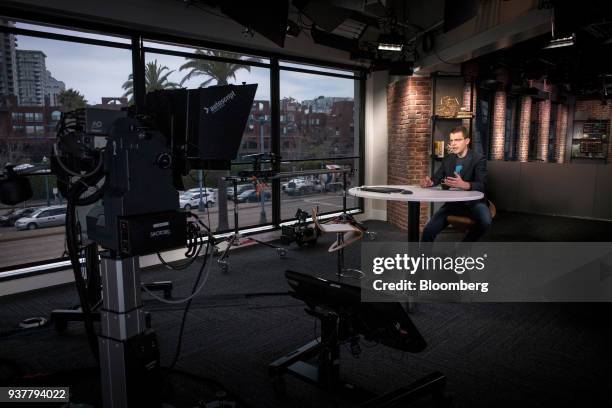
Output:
[{"xmin": 431, "ymin": 149, "xmax": 487, "ymax": 203}]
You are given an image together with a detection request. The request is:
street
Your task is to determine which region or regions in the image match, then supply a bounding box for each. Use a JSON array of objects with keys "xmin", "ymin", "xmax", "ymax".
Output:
[{"xmin": 0, "ymin": 193, "xmax": 357, "ymax": 270}]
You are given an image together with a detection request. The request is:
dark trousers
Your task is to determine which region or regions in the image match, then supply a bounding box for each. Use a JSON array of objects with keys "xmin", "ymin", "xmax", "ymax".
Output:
[{"xmin": 422, "ymin": 202, "xmax": 492, "ymax": 242}]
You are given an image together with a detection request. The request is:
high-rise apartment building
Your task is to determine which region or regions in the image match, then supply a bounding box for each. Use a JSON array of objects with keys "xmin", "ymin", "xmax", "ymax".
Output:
[
  {"xmin": 45, "ymin": 70, "xmax": 65, "ymax": 107},
  {"xmin": 0, "ymin": 19, "xmax": 19, "ymax": 100},
  {"xmin": 16, "ymin": 50, "xmax": 47, "ymax": 106}
]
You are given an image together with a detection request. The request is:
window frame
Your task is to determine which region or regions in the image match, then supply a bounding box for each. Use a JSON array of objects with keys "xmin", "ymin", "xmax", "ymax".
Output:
[{"xmin": 0, "ymin": 14, "xmax": 366, "ymax": 277}]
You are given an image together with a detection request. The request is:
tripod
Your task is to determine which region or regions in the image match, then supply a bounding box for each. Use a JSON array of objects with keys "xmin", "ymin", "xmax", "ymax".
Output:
[{"xmin": 216, "ymin": 177, "xmax": 286, "ymax": 273}]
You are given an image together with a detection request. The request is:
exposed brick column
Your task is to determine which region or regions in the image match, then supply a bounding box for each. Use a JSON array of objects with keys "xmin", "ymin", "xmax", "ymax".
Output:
[
  {"xmin": 517, "ymin": 96, "xmax": 531, "ymax": 162},
  {"xmin": 537, "ymin": 99, "xmax": 551, "ymax": 162},
  {"xmin": 387, "ymin": 77, "xmax": 431, "ymax": 233},
  {"xmin": 491, "ymin": 90, "xmax": 506, "ymax": 160},
  {"xmin": 554, "ymin": 104, "xmax": 568, "ymax": 163}
]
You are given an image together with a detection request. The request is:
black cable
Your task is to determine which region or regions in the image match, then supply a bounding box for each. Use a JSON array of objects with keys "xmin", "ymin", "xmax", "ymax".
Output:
[
  {"xmin": 64, "ymin": 170, "xmax": 105, "ymax": 362},
  {"xmin": 168, "ymin": 240, "xmax": 211, "ymax": 369},
  {"xmin": 156, "ymin": 221, "xmax": 204, "ymax": 270}
]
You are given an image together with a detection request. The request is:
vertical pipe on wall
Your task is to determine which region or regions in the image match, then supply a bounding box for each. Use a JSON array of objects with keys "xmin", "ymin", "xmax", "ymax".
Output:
[
  {"xmin": 491, "ymin": 90, "xmax": 506, "ymax": 160},
  {"xmin": 518, "ymin": 96, "xmax": 531, "ymax": 162},
  {"xmin": 555, "ymin": 104, "xmax": 568, "ymax": 163},
  {"xmin": 538, "ymin": 99, "xmax": 551, "ymax": 162}
]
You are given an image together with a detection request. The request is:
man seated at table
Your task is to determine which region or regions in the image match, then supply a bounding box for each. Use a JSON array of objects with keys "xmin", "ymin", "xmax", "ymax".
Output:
[{"xmin": 420, "ymin": 126, "xmax": 491, "ymax": 242}]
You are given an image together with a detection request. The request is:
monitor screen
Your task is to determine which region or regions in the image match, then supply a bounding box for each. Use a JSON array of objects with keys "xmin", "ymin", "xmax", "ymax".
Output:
[{"xmin": 285, "ymin": 270, "xmax": 426, "ymax": 353}]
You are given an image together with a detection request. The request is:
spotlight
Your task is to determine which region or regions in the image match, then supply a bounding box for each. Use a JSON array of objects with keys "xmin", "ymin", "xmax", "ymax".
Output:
[
  {"xmin": 377, "ymin": 32, "xmax": 404, "ymax": 52},
  {"xmin": 543, "ymin": 33, "xmax": 575, "ymax": 49}
]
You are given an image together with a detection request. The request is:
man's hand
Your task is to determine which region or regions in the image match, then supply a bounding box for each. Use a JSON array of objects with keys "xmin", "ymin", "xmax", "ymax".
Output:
[
  {"xmin": 444, "ymin": 172, "xmax": 471, "ymax": 190},
  {"xmin": 421, "ymin": 176, "xmax": 434, "ymax": 188}
]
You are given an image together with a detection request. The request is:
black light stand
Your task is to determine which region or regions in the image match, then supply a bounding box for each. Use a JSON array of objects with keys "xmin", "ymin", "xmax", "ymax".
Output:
[{"xmin": 216, "ymin": 176, "xmax": 287, "ymax": 273}]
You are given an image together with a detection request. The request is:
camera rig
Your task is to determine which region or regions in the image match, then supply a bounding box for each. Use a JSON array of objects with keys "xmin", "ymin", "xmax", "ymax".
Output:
[{"xmin": 0, "ymin": 83, "xmax": 259, "ymax": 408}]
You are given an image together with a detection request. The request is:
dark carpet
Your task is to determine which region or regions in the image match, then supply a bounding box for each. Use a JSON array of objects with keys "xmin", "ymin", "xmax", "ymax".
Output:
[{"xmin": 0, "ymin": 212, "xmax": 611, "ymax": 407}]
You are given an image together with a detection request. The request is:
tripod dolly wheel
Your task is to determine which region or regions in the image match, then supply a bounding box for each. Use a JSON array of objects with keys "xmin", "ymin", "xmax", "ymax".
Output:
[
  {"xmin": 218, "ymin": 259, "xmax": 229, "ymax": 273},
  {"xmin": 277, "ymin": 248, "xmax": 287, "ymax": 258}
]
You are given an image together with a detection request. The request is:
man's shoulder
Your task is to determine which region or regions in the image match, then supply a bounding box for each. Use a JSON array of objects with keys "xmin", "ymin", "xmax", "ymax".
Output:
[{"xmin": 468, "ymin": 149, "xmax": 485, "ymax": 162}]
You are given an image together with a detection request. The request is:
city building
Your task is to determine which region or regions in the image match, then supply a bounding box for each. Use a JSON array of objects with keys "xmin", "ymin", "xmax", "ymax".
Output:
[
  {"xmin": 44, "ymin": 70, "xmax": 65, "ymax": 107},
  {"xmin": 16, "ymin": 49, "xmax": 47, "ymax": 106},
  {"xmin": 0, "ymin": 19, "xmax": 18, "ymax": 101}
]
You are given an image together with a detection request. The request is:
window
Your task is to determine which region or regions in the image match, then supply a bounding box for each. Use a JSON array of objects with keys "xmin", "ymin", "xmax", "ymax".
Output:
[
  {"xmin": 0, "ymin": 19, "xmax": 364, "ymax": 275},
  {"xmin": 142, "ymin": 45, "xmax": 271, "ymax": 232},
  {"xmin": 0, "ymin": 20, "xmax": 132, "ymax": 271},
  {"xmin": 279, "ymin": 64, "xmax": 361, "ymax": 222}
]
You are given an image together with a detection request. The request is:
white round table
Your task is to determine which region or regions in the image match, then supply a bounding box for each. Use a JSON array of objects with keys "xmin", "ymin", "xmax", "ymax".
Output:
[{"xmin": 349, "ymin": 185, "xmax": 484, "ymax": 241}]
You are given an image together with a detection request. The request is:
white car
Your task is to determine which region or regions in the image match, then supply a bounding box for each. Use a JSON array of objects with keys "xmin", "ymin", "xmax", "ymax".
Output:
[
  {"xmin": 14, "ymin": 205, "xmax": 67, "ymax": 230},
  {"xmin": 179, "ymin": 190, "xmax": 216, "ymax": 210},
  {"xmin": 185, "ymin": 187, "xmax": 217, "ymax": 199},
  {"xmin": 282, "ymin": 178, "xmax": 307, "ymax": 191}
]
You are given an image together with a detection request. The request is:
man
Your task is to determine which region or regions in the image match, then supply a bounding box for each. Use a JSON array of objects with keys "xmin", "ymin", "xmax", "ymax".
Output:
[{"xmin": 420, "ymin": 126, "xmax": 491, "ymax": 242}]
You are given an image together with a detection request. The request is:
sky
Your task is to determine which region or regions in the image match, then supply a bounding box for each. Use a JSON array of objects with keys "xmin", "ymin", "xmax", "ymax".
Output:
[{"xmin": 15, "ymin": 23, "xmax": 355, "ymax": 105}]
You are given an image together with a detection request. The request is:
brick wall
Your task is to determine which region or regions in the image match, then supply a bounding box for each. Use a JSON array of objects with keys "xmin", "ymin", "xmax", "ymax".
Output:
[
  {"xmin": 574, "ymin": 100, "xmax": 612, "ymax": 162},
  {"xmin": 537, "ymin": 99, "xmax": 551, "ymax": 162},
  {"xmin": 491, "ymin": 91, "xmax": 506, "ymax": 160},
  {"xmin": 517, "ymin": 96, "xmax": 531, "ymax": 162},
  {"xmin": 554, "ymin": 104, "xmax": 568, "ymax": 163},
  {"xmin": 387, "ymin": 77, "xmax": 431, "ymax": 232}
]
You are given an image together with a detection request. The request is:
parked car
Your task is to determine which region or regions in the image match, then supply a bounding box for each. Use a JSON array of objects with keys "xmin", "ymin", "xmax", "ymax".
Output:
[
  {"xmin": 179, "ymin": 191, "xmax": 216, "ymax": 210},
  {"xmin": 284, "ymin": 178, "xmax": 320, "ymax": 196},
  {"xmin": 184, "ymin": 187, "xmax": 218, "ymax": 201},
  {"xmin": 14, "ymin": 205, "xmax": 67, "ymax": 230},
  {"xmin": 281, "ymin": 177, "xmax": 307, "ymax": 191},
  {"xmin": 237, "ymin": 189, "xmax": 271, "ymax": 203},
  {"xmin": 227, "ymin": 184, "xmax": 255, "ymax": 200},
  {"xmin": 0, "ymin": 207, "xmax": 38, "ymax": 227}
]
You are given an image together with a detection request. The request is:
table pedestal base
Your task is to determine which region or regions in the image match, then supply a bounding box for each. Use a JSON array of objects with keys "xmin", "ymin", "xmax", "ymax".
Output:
[{"xmin": 408, "ymin": 201, "xmax": 420, "ymax": 242}]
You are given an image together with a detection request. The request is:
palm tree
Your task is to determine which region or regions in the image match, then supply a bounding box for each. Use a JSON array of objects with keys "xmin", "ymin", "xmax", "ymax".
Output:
[
  {"xmin": 58, "ymin": 88, "xmax": 87, "ymax": 112},
  {"xmin": 122, "ymin": 60, "xmax": 180, "ymax": 101},
  {"xmin": 178, "ymin": 49, "xmax": 259, "ymax": 87},
  {"xmin": 179, "ymin": 49, "xmax": 261, "ymax": 231}
]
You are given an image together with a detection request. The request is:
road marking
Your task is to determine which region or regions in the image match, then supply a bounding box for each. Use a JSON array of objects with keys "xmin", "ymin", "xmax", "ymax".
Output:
[{"xmin": 301, "ymin": 198, "xmax": 343, "ymax": 208}]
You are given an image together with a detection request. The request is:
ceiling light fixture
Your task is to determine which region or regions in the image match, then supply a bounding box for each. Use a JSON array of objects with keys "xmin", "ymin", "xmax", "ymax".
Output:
[
  {"xmin": 543, "ymin": 33, "xmax": 576, "ymax": 49},
  {"xmin": 377, "ymin": 32, "xmax": 404, "ymax": 52}
]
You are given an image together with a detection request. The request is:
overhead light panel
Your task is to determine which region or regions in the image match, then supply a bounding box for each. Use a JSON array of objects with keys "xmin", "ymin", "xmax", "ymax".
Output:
[
  {"xmin": 377, "ymin": 33, "xmax": 404, "ymax": 52},
  {"xmin": 543, "ymin": 33, "xmax": 576, "ymax": 49}
]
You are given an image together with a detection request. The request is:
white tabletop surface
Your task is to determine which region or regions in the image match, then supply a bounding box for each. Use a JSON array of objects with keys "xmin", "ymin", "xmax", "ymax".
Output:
[{"xmin": 349, "ymin": 185, "xmax": 484, "ymax": 203}]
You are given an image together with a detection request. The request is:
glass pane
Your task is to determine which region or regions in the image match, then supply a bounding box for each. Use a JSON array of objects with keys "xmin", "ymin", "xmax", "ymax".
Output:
[
  {"xmin": 0, "ymin": 21, "xmax": 132, "ymax": 270},
  {"xmin": 145, "ymin": 50, "xmax": 272, "ymax": 233},
  {"xmin": 280, "ymin": 69, "xmax": 358, "ymax": 160},
  {"xmin": 279, "ymin": 158, "xmax": 359, "ymax": 222}
]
